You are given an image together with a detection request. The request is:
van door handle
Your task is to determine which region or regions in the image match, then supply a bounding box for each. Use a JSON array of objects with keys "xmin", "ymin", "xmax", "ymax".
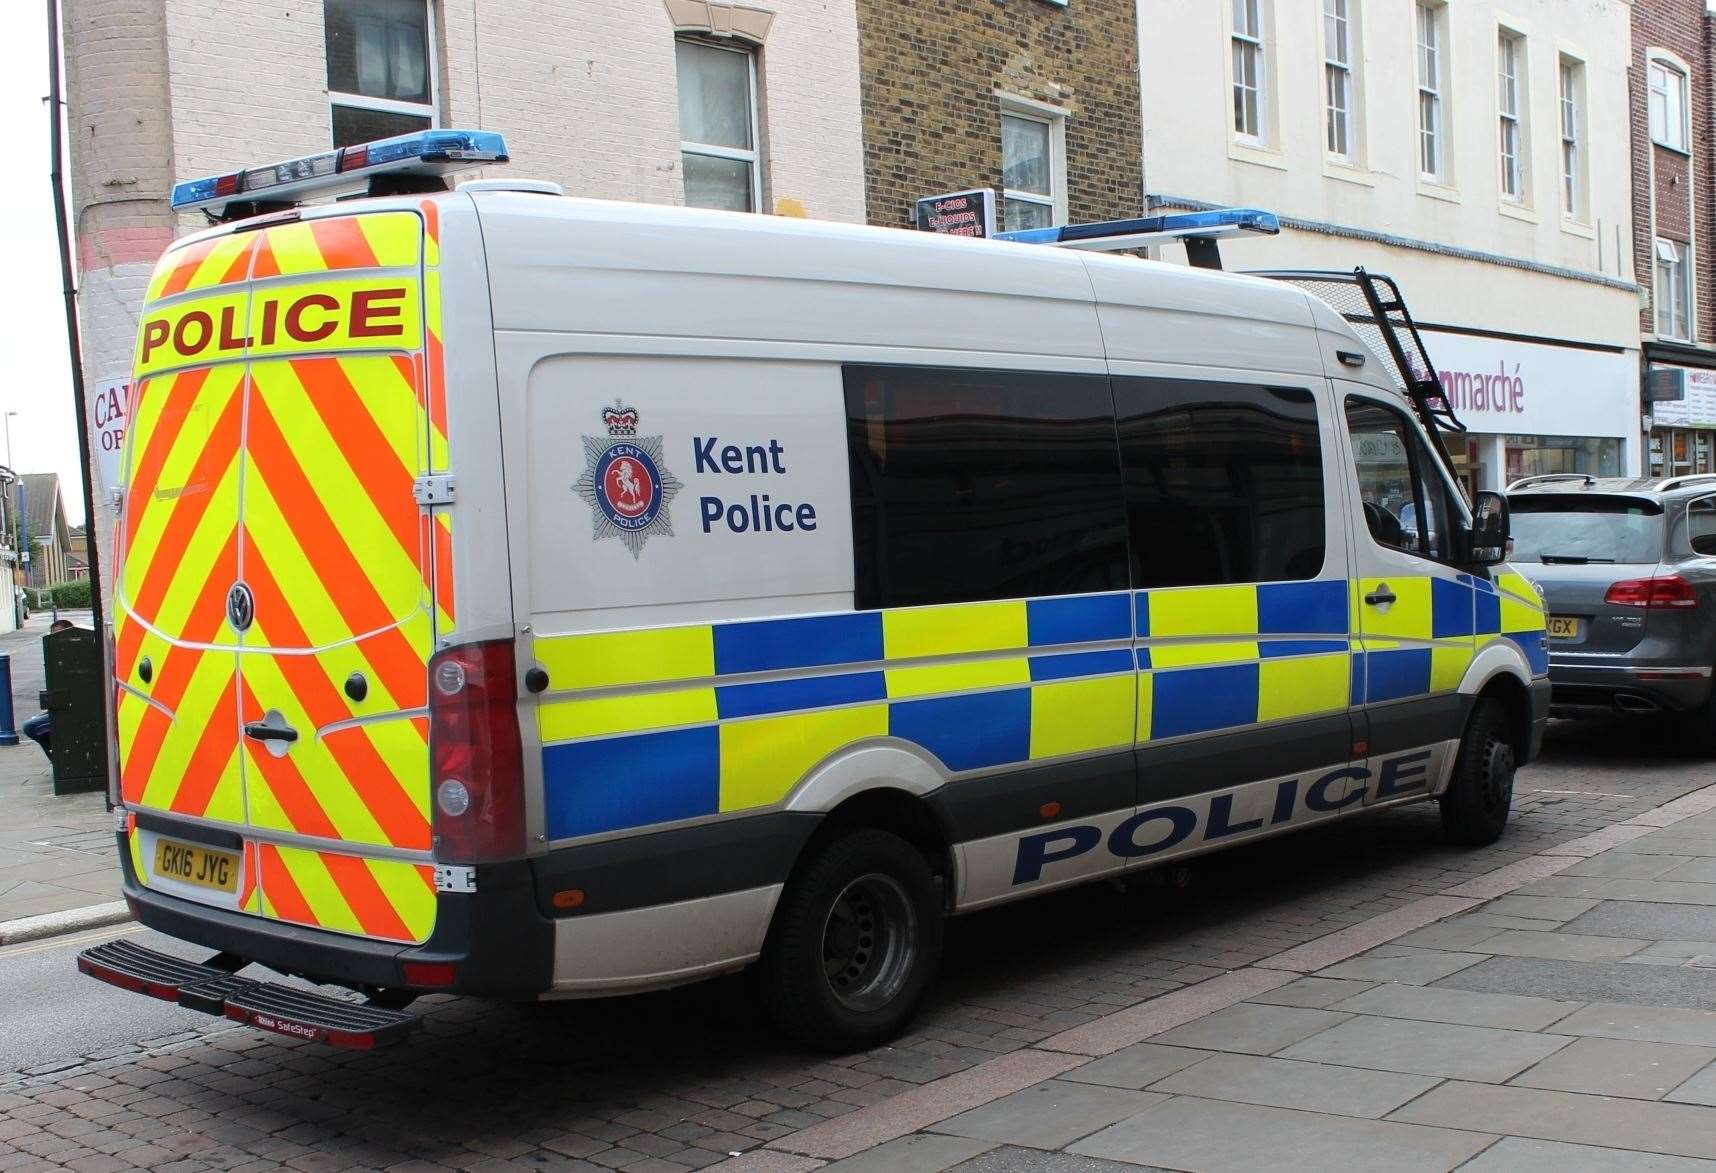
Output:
[
  {"xmin": 242, "ymin": 722, "xmax": 298, "ymax": 743},
  {"xmin": 1364, "ymin": 586, "xmax": 1397, "ymax": 607}
]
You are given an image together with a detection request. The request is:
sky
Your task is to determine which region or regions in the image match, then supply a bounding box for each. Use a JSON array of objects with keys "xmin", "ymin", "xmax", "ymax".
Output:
[{"xmin": 0, "ymin": 4, "xmax": 88, "ymax": 528}]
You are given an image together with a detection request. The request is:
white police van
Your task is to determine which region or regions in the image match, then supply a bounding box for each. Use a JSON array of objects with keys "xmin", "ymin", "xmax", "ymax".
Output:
[{"xmin": 83, "ymin": 131, "xmax": 1548, "ymax": 1052}]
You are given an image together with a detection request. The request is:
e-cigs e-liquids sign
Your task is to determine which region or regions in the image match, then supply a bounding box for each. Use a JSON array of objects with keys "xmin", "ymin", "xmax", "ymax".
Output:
[{"xmin": 914, "ymin": 189, "xmax": 997, "ymax": 238}]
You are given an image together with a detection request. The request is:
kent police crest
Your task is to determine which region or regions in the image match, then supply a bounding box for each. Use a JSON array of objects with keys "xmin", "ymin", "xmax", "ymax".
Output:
[{"xmin": 573, "ymin": 403, "xmax": 683, "ymax": 558}]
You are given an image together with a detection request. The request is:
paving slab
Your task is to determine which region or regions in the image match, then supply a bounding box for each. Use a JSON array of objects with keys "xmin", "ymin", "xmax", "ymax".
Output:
[
  {"xmin": 1666, "ymin": 1063, "xmax": 1716, "ymax": 1107},
  {"xmin": 1662, "ymin": 858, "xmax": 1716, "ymax": 884},
  {"xmin": 1481, "ymin": 894, "xmax": 1601, "ymax": 922},
  {"xmin": 1547, "ymin": 1004, "xmax": 1716, "ymax": 1047},
  {"xmin": 1560, "ymin": 854, "xmax": 1693, "ymax": 880},
  {"xmin": 1510, "ymin": 1037, "xmax": 1716, "ymax": 1100},
  {"xmin": 1327, "ymin": 983, "xmax": 1578, "ymax": 1031},
  {"xmin": 941, "ymin": 1146, "xmax": 1146, "ymax": 1173},
  {"xmin": 1440, "ymin": 960, "xmax": 1716, "ymax": 1014},
  {"xmin": 1146, "ymin": 1052, "xmax": 1440, "ymax": 1119},
  {"xmin": 1276, "ymin": 1014, "xmax": 1571, "ymax": 1081},
  {"xmin": 928, "ymin": 1081, "xmax": 1162, "ymax": 1151},
  {"xmin": 824, "ymin": 1133, "xmax": 995, "ymax": 1173},
  {"xmin": 1460, "ymin": 1137, "xmax": 1716, "ymax": 1172},
  {"xmin": 1456, "ymin": 911, "xmax": 1564, "ymax": 931},
  {"xmin": 1469, "ymin": 929, "xmax": 1649, "ymax": 962},
  {"xmin": 1513, "ymin": 876, "xmax": 1716, "ymax": 905},
  {"xmin": 1143, "ymin": 1002, "xmax": 1350, "ymax": 1056},
  {"xmin": 1628, "ymin": 941, "xmax": 1716, "ymax": 964},
  {"xmin": 1314, "ymin": 946, "xmax": 1489, "ymax": 985},
  {"xmin": 1612, "ymin": 836, "xmax": 1716, "ymax": 858},
  {"xmin": 1248, "ymin": 977, "xmax": 1376, "ymax": 1009},
  {"xmin": 1564, "ymin": 901, "xmax": 1716, "ymax": 940},
  {"xmin": 1068, "ymin": 1095, "xmax": 1495, "ymax": 1173},
  {"xmin": 1391, "ymin": 1081, "xmax": 1716, "ymax": 1160},
  {"xmin": 1055, "ymin": 1043, "xmax": 1210, "ymax": 1091},
  {"xmin": 1389, "ymin": 919, "xmax": 1510, "ymax": 951}
]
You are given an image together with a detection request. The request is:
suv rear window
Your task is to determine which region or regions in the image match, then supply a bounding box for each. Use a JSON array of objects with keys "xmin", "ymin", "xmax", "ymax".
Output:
[{"xmin": 1508, "ymin": 495, "xmax": 1663, "ymax": 565}]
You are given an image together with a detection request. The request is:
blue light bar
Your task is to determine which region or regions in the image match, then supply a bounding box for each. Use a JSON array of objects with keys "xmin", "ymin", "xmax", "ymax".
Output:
[
  {"xmin": 171, "ymin": 128, "xmax": 510, "ymax": 214},
  {"xmin": 996, "ymin": 208, "xmax": 1280, "ymax": 251}
]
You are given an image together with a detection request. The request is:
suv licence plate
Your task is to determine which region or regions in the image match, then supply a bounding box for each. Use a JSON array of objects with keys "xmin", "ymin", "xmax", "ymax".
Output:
[
  {"xmin": 153, "ymin": 838, "xmax": 239, "ymax": 893},
  {"xmin": 1548, "ymin": 616, "xmax": 1581, "ymax": 640}
]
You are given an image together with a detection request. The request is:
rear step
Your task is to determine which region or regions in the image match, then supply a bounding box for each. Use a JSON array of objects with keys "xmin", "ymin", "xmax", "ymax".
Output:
[{"xmin": 78, "ymin": 940, "xmax": 418, "ymax": 1049}]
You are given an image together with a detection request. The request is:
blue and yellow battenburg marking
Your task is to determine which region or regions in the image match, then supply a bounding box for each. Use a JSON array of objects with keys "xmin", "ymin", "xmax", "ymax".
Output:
[{"xmin": 534, "ymin": 574, "xmax": 1546, "ymax": 841}]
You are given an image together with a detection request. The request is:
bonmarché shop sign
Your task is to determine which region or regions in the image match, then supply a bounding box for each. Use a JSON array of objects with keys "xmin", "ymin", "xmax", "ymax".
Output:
[{"xmin": 1419, "ymin": 329, "xmax": 1632, "ymax": 440}]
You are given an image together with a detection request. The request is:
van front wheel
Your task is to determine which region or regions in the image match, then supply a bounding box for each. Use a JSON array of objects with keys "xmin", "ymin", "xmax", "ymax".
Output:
[
  {"xmin": 1440, "ymin": 698, "xmax": 1515, "ymax": 847},
  {"xmin": 760, "ymin": 828, "xmax": 942, "ymax": 1052}
]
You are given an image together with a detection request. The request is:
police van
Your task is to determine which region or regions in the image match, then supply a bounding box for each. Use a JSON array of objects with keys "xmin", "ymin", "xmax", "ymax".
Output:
[{"xmin": 81, "ymin": 130, "xmax": 1549, "ymax": 1051}]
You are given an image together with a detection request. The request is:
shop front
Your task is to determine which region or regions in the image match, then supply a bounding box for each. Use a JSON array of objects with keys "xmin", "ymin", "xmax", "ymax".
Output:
[
  {"xmin": 1419, "ymin": 329, "xmax": 1638, "ymax": 495},
  {"xmin": 1646, "ymin": 364, "xmax": 1716, "ymax": 478}
]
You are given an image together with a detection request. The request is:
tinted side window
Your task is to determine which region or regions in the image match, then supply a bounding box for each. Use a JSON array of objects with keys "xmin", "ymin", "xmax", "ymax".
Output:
[
  {"xmin": 1114, "ymin": 378, "xmax": 1325, "ymax": 588},
  {"xmin": 1345, "ymin": 398, "xmax": 1456, "ymax": 562},
  {"xmin": 844, "ymin": 365, "xmax": 1129, "ymax": 610}
]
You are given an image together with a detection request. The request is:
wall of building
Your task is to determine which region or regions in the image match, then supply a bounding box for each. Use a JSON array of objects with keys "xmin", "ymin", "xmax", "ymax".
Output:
[{"xmin": 855, "ymin": 0, "xmax": 1142, "ymax": 230}]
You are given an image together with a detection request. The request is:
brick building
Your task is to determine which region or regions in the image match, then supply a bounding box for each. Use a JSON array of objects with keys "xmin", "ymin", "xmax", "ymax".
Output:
[
  {"xmin": 855, "ymin": 0, "xmax": 1143, "ymax": 232},
  {"xmin": 1633, "ymin": 0, "xmax": 1716, "ymax": 476},
  {"xmin": 63, "ymin": 0, "xmax": 869, "ymax": 603}
]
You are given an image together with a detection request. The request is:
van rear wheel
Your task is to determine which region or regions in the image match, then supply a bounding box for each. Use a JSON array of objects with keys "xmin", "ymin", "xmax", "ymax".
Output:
[
  {"xmin": 1440, "ymin": 698, "xmax": 1515, "ymax": 846},
  {"xmin": 760, "ymin": 828, "xmax": 942, "ymax": 1052}
]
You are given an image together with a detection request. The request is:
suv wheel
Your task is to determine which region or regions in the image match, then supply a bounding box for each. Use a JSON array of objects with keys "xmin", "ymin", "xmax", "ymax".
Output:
[
  {"xmin": 759, "ymin": 828, "xmax": 943, "ymax": 1052},
  {"xmin": 1440, "ymin": 698, "xmax": 1516, "ymax": 846}
]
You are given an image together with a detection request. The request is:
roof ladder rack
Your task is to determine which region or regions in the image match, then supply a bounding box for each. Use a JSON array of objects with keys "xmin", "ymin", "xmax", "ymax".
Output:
[{"xmin": 995, "ymin": 208, "xmax": 1280, "ymax": 269}]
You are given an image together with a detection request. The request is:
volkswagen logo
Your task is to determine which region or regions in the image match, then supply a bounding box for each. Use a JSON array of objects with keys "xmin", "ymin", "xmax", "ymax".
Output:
[{"xmin": 226, "ymin": 582, "xmax": 255, "ymax": 632}]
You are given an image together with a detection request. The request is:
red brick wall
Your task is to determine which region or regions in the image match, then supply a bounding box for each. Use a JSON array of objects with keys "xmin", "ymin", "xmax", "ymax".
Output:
[
  {"xmin": 853, "ymin": 0, "xmax": 1143, "ymax": 230},
  {"xmin": 1632, "ymin": 2, "xmax": 1715, "ymax": 342}
]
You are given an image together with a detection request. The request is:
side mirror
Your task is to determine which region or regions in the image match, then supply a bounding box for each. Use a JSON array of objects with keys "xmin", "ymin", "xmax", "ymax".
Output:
[{"xmin": 1467, "ymin": 490, "xmax": 1510, "ymax": 566}]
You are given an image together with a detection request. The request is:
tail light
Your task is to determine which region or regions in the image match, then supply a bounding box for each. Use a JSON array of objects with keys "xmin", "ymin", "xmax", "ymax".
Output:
[
  {"xmin": 428, "ymin": 640, "xmax": 525, "ymax": 863},
  {"xmin": 1604, "ymin": 575, "xmax": 1699, "ymax": 608}
]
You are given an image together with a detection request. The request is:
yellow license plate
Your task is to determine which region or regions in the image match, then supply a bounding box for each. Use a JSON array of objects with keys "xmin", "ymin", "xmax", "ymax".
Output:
[
  {"xmin": 153, "ymin": 838, "xmax": 239, "ymax": 893},
  {"xmin": 1547, "ymin": 616, "xmax": 1581, "ymax": 639}
]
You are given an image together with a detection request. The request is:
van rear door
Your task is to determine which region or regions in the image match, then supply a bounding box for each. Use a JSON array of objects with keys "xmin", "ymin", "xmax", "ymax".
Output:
[{"xmin": 117, "ymin": 207, "xmax": 449, "ymax": 945}]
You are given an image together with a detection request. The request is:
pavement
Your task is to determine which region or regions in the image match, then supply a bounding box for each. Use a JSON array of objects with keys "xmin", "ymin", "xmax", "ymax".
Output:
[
  {"xmin": 3, "ymin": 714, "xmax": 1716, "ymax": 1169},
  {"xmin": 0, "ymin": 610, "xmax": 118, "ymax": 931}
]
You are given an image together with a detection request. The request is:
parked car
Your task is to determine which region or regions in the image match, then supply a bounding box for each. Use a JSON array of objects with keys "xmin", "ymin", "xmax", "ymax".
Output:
[{"xmin": 1507, "ymin": 473, "xmax": 1716, "ymax": 742}]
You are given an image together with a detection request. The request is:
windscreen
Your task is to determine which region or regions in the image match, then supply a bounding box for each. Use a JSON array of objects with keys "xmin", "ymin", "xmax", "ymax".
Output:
[{"xmin": 1508, "ymin": 495, "xmax": 1662, "ymax": 565}]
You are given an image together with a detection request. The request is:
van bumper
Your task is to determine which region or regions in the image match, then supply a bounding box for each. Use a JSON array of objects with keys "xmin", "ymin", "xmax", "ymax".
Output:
[{"xmin": 119, "ymin": 840, "xmax": 555, "ymax": 998}]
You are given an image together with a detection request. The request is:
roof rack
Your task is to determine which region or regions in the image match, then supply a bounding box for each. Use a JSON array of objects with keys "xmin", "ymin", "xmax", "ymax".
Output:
[
  {"xmin": 1507, "ymin": 473, "xmax": 1596, "ymax": 491},
  {"xmin": 995, "ymin": 208, "xmax": 1279, "ymax": 269},
  {"xmin": 1248, "ymin": 268, "xmax": 1466, "ymax": 485},
  {"xmin": 1654, "ymin": 474, "xmax": 1716, "ymax": 492}
]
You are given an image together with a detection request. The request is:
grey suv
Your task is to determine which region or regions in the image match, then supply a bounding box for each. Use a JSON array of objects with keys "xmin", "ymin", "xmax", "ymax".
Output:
[{"xmin": 1507, "ymin": 474, "xmax": 1716, "ymax": 740}]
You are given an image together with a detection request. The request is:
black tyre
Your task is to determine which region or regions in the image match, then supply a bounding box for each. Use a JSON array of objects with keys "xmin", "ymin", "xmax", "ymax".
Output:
[
  {"xmin": 1440, "ymin": 698, "xmax": 1516, "ymax": 846},
  {"xmin": 759, "ymin": 828, "xmax": 943, "ymax": 1052}
]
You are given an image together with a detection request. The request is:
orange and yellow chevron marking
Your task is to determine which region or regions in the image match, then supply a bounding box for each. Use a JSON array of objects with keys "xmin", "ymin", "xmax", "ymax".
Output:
[
  {"xmin": 144, "ymin": 231, "xmax": 259, "ymax": 302},
  {"xmin": 419, "ymin": 201, "xmax": 455, "ymax": 631},
  {"xmin": 257, "ymin": 842, "xmax": 435, "ymax": 943},
  {"xmin": 249, "ymin": 212, "xmax": 422, "ymax": 280},
  {"xmin": 126, "ymin": 824, "xmax": 148, "ymax": 890}
]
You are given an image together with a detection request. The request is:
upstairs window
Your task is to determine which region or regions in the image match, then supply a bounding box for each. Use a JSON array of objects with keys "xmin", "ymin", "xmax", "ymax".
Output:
[
  {"xmin": 1001, "ymin": 110, "xmax": 1061, "ymax": 232},
  {"xmin": 1656, "ymin": 238, "xmax": 1692, "ymax": 342},
  {"xmin": 1323, "ymin": 0, "xmax": 1355, "ymax": 159},
  {"xmin": 1497, "ymin": 31, "xmax": 1526, "ymax": 202},
  {"xmin": 325, "ymin": 0, "xmax": 435, "ymax": 146},
  {"xmin": 1560, "ymin": 58, "xmax": 1584, "ymax": 218},
  {"xmin": 1650, "ymin": 60, "xmax": 1689, "ymax": 152},
  {"xmin": 1417, "ymin": 3, "xmax": 1446, "ymax": 180},
  {"xmin": 1232, "ymin": 0, "xmax": 1266, "ymax": 140},
  {"xmin": 676, "ymin": 39, "xmax": 761, "ymax": 212}
]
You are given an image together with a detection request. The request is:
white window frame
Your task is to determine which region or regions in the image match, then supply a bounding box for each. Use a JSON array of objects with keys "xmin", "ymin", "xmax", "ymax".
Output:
[
  {"xmin": 1416, "ymin": 2, "xmax": 1445, "ymax": 181},
  {"xmin": 676, "ymin": 37, "xmax": 763, "ymax": 214},
  {"xmin": 1231, "ymin": 0, "xmax": 1267, "ymax": 143},
  {"xmin": 1657, "ymin": 238, "xmax": 1693, "ymax": 342},
  {"xmin": 998, "ymin": 97, "xmax": 1067, "ymax": 231},
  {"xmin": 326, "ymin": 0, "xmax": 439, "ymax": 140},
  {"xmin": 1497, "ymin": 30, "xmax": 1526, "ymax": 203},
  {"xmin": 1323, "ymin": 0, "xmax": 1355, "ymax": 161},
  {"xmin": 1559, "ymin": 56, "xmax": 1584, "ymax": 220},
  {"xmin": 1649, "ymin": 59, "xmax": 1690, "ymax": 153}
]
